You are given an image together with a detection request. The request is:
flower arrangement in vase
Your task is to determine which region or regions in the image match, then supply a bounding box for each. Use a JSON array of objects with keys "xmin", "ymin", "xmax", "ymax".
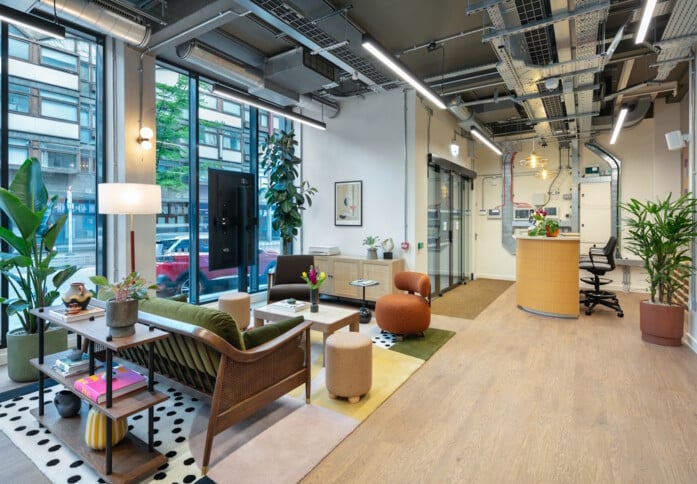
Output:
[
  {"xmin": 301, "ymin": 265, "xmax": 326, "ymax": 313},
  {"xmin": 528, "ymin": 209, "xmax": 560, "ymax": 237}
]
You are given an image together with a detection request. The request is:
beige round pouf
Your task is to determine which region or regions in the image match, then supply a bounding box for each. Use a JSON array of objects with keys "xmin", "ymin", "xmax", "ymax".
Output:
[
  {"xmin": 218, "ymin": 292, "xmax": 251, "ymax": 331},
  {"xmin": 325, "ymin": 332, "xmax": 372, "ymax": 403}
]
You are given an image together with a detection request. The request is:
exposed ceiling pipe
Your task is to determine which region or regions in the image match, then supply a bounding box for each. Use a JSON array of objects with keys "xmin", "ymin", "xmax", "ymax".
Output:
[
  {"xmin": 592, "ymin": 96, "xmax": 652, "ymax": 130},
  {"xmin": 603, "ymin": 81, "xmax": 678, "ymax": 102},
  {"xmin": 176, "ymin": 40, "xmax": 264, "ymax": 89},
  {"xmin": 34, "ymin": 0, "xmax": 150, "ymax": 47}
]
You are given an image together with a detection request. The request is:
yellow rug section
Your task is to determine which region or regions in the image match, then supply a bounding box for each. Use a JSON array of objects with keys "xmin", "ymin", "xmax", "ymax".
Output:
[{"xmin": 288, "ymin": 331, "xmax": 423, "ymax": 421}]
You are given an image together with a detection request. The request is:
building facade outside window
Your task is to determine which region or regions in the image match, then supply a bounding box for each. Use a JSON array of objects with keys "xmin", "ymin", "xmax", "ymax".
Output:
[{"xmin": 1, "ymin": 26, "xmax": 104, "ymax": 346}]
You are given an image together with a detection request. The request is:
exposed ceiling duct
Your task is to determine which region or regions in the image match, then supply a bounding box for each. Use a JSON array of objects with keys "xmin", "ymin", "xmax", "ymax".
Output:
[
  {"xmin": 176, "ymin": 40, "xmax": 264, "ymax": 89},
  {"xmin": 34, "ymin": 0, "xmax": 150, "ymax": 47},
  {"xmin": 591, "ymin": 96, "xmax": 653, "ymax": 131}
]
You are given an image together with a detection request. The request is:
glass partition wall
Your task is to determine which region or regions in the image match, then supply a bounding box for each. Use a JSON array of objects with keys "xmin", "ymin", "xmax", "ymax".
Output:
[{"xmin": 427, "ymin": 155, "xmax": 474, "ymax": 297}]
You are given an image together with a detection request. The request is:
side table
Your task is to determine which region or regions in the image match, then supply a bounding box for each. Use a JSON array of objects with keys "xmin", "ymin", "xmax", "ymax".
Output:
[{"xmin": 349, "ymin": 279, "xmax": 379, "ymax": 323}]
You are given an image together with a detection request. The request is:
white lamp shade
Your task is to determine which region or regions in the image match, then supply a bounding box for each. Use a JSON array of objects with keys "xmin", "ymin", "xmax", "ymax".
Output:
[{"xmin": 98, "ymin": 183, "xmax": 162, "ymax": 215}]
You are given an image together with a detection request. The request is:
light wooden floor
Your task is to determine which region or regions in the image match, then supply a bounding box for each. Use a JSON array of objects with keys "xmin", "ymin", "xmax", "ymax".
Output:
[
  {"xmin": 304, "ymin": 286, "xmax": 697, "ymax": 484},
  {"xmin": 4, "ymin": 286, "xmax": 697, "ymax": 483}
]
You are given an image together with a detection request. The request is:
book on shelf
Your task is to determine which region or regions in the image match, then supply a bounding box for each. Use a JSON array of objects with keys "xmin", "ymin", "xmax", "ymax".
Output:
[
  {"xmin": 53, "ymin": 353, "xmax": 104, "ymax": 376},
  {"xmin": 48, "ymin": 306, "xmax": 105, "ymax": 323},
  {"xmin": 271, "ymin": 299, "xmax": 309, "ymax": 312},
  {"xmin": 73, "ymin": 365, "xmax": 147, "ymax": 403}
]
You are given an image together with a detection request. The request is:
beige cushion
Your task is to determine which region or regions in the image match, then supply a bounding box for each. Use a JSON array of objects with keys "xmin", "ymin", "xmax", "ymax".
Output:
[
  {"xmin": 218, "ymin": 292, "xmax": 251, "ymax": 330},
  {"xmin": 325, "ymin": 332, "xmax": 372, "ymax": 402}
]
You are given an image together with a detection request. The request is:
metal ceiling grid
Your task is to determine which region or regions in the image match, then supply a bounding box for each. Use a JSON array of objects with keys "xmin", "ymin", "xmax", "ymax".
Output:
[
  {"xmin": 655, "ymin": 0, "xmax": 697, "ymax": 81},
  {"xmin": 252, "ymin": 0, "xmax": 393, "ymax": 86}
]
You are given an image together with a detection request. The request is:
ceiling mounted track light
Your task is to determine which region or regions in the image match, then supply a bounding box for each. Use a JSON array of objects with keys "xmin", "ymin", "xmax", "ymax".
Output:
[
  {"xmin": 0, "ymin": 4, "xmax": 65, "ymax": 39},
  {"xmin": 362, "ymin": 34, "xmax": 446, "ymax": 110}
]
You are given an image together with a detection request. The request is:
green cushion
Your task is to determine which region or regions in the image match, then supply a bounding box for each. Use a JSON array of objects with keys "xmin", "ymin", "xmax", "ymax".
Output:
[
  {"xmin": 243, "ymin": 316, "xmax": 305, "ymax": 349},
  {"xmin": 140, "ymin": 297, "xmax": 245, "ymax": 350}
]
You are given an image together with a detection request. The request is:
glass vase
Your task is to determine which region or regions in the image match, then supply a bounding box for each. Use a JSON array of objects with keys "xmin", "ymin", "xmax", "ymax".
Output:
[{"xmin": 310, "ymin": 288, "xmax": 319, "ymax": 313}]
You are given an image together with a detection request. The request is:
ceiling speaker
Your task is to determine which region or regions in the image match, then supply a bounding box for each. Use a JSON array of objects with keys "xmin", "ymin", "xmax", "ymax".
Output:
[{"xmin": 665, "ymin": 130, "xmax": 684, "ymax": 151}]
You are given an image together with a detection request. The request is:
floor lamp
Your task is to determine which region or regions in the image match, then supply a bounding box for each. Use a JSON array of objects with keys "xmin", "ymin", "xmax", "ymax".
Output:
[{"xmin": 98, "ymin": 183, "xmax": 162, "ymax": 273}]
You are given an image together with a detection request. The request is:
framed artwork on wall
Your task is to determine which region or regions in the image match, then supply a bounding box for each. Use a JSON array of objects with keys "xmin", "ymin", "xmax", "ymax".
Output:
[{"xmin": 335, "ymin": 180, "xmax": 362, "ymax": 226}]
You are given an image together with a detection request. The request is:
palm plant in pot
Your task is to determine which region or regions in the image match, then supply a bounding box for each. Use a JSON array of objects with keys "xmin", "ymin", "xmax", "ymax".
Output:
[
  {"xmin": 260, "ymin": 130, "xmax": 317, "ymax": 255},
  {"xmin": 0, "ymin": 158, "xmax": 78, "ymax": 381},
  {"xmin": 622, "ymin": 192, "xmax": 697, "ymax": 346},
  {"xmin": 90, "ymin": 272, "xmax": 156, "ymax": 339}
]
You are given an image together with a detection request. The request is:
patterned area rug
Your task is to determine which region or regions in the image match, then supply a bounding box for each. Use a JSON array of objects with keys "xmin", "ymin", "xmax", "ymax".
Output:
[{"xmin": 0, "ymin": 382, "xmax": 202, "ymax": 483}]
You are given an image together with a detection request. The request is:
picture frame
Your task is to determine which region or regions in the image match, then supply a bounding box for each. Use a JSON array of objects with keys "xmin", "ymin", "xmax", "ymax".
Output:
[{"xmin": 335, "ymin": 180, "xmax": 362, "ymax": 226}]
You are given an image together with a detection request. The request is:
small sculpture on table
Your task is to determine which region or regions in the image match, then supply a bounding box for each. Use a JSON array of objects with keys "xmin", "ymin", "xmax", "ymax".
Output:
[{"xmin": 381, "ymin": 237, "xmax": 394, "ymax": 259}]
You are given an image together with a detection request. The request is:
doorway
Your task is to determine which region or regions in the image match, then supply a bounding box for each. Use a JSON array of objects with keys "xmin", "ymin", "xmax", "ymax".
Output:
[{"xmin": 427, "ymin": 154, "xmax": 475, "ymax": 297}]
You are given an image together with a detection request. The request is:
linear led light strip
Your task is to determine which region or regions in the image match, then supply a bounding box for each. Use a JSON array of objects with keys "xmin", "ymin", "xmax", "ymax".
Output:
[
  {"xmin": 212, "ymin": 84, "xmax": 326, "ymax": 131},
  {"xmin": 0, "ymin": 5, "xmax": 65, "ymax": 39},
  {"xmin": 610, "ymin": 107, "xmax": 629, "ymax": 145},
  {"xmin": 470, "ymin": 128, "xmax": 502, "ymax": 156},
  {"xmin": 635, "ymin": 0, "xmax": 657, "ymax": 44},
  {"xmin": 362, "ymin": 34, "xmax": 446, "ymax": 110}
]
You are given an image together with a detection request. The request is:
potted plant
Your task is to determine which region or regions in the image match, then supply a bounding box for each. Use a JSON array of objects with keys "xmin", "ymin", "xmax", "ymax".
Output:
[
  {"xmin": 544, "ymin": 218, "xmax": 560, "ymax": 237},
  {"xmin": 90, "ymin": 272, "xmax": 156, "ymax": 338},
  {"xmin": 622, "ymin": 193, "xmax": 697, "ymax": 345},
  {"xmin": 0, "ymin": 158, "xmax": 79, "ymax": 381},
  {"xmin": 260, "ymin": 130, "xmax": 317, "ymax": 255},
  {"xmin": 363, "ymin": 235, "xmax": 380, "ymax": 259}
]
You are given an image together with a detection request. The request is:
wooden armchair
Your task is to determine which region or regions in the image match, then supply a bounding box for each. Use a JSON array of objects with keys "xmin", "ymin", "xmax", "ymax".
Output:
[
  {"xmin": 267, "ymin": 254, "xmax": 315, "ymax": 303},
  {"xmin": 118, "ymin": 301, "xmax": 311, "ymax": 475}
]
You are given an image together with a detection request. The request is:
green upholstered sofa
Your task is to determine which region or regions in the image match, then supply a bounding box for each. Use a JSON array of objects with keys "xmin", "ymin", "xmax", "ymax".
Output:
[{"xmin": 117, "ymin": 297, "xmax": 312, "ymax": 474}]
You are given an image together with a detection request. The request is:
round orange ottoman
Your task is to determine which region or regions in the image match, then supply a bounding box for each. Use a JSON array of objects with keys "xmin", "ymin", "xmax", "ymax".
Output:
[
  {"xmin": 375, "ymin": 293, "xmax": 431, "ymax": 335},
  {"xmin": 325, "ymin": 332, "xmax": 372, "ymax": 403},
  {"xmin": 218, "ymin": 292, "xmax": 250, "ymax": 330}
]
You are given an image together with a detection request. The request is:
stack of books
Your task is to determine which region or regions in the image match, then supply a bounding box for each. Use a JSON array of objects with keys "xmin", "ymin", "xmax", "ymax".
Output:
[
  {"xmin": 53, "ymin": 353, "xmax": 95, "ymax": 377},
  {"xmin": 49, "ymin": 306, "xmax": 105, "ymax": 323},
  {"xmin": 73, "ymin": 365, "xmax": 147, "ymax": 404}
]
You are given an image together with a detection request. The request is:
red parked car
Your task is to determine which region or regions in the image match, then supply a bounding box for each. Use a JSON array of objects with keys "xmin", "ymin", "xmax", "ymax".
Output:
[{"xmin": 156, "ymin": 235, "xmax": 278, "ymax": 296}]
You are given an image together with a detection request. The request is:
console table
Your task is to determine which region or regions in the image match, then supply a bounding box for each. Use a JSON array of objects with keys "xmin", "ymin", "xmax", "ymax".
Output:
[
  {"xmin": 313, "ymin": 255, "xmax": 404, "ymax": 302},
  {"xmin": 30, "ymin": 306, "xmax": 170, "ymax": 483}
]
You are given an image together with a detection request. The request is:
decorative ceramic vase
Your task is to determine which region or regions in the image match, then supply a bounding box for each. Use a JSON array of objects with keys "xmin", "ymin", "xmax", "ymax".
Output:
[
  {"xmin": 54, "ymin": 389, "xmax": 81, "ymax": 417},
  {"xmin": 366, "ymin": 247, "xmax": 378, "ymax": 259},
  {"xmin": 310, "ymin": 288, "xmax": 319, "ymax": 313},
  {"xmin": 61, "ymin": 282, "xmax": 93, "ymax": 310},
  {"xmin": 105, "ymin": 299, "xmax": 139, "ymax": 338}
]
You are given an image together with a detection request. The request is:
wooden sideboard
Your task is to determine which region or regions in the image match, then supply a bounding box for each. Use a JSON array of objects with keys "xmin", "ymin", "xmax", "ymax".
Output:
[{"xmin": 314, "ymin": 255, "xmax": 405, "ymax": 302}]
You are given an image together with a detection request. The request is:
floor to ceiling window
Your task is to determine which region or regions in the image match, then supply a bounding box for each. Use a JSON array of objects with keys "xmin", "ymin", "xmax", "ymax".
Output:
[
  {"xmin": 1, "ymin": 26, "xmax": 104, "ymax": 346},
  {"xmin": 154, "ymin": 64, "xmax": 289, "ymax": 302}
]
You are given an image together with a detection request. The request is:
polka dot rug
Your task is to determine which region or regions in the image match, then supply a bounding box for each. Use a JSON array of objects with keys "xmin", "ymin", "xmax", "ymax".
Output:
[{"xmin": 0, "ymin": 382, "xmax": 204, "ymax": 483}]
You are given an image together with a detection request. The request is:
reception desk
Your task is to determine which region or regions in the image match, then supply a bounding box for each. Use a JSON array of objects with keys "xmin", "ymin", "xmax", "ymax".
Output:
[{"xmin": 516, "ymin": 235, "xmax": 580, "ymax": 318}]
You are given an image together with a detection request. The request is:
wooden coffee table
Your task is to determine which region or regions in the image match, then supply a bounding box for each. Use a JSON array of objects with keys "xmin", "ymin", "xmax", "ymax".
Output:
[{"xmin": 253, "ymin": 303, "xmax": 360, "ymax": 365}]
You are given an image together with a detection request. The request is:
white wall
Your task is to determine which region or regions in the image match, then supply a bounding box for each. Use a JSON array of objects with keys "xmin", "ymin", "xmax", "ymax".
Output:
[
  {"xmin": 301, "ymin": 89, "xmax": 466, "ymax": 274},
  {"xmin": 301, "ymin": 89, "xmax": 412, "ymax": 266}
]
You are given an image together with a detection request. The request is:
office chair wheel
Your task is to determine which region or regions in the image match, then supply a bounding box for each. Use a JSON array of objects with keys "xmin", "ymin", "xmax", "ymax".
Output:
[
  {"xmin": 585, "ymin": 308, "xmax": 593, "ymax": 315},
  {"xmin": 617, "ymin": 311, "xmax": 624, "ymax": 317}
]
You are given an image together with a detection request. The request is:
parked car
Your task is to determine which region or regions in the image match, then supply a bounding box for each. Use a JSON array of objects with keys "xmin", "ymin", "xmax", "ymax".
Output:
[{"xmin": 156, "ymin": 235, "xmax": 278, "ymax": 296}]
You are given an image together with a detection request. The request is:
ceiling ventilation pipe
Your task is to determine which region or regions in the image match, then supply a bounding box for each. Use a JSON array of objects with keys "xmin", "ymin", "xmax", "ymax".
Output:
[
  {"xmin": 176, "ymin": 40, "xmax": 264, "ymax": 90},
  {"xmin": 35, "ymin": 0, "xmax": 150, "ymax": 47}
]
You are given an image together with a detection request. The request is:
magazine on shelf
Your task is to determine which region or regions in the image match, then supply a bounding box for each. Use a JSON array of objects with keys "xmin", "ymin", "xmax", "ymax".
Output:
[
  {"xmin": 271, "ymin": 299, "xmax": 309, "ymax": 312},
  {"xmin": 53, "ymin": 353, "xmax": 104, "ymax": 376},
  {"xmin": 73, "ymin": 365, "xmax": 147, "ymax": 403},
  {"xmin": 48, "ymin": 306, "xmax": 105, "ymax": 323}
]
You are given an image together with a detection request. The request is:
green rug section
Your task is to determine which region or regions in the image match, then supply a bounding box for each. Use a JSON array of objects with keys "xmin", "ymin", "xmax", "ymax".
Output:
[{"xmin": 389, "ymin": 328, "xmax": 455, "ymax": 360}]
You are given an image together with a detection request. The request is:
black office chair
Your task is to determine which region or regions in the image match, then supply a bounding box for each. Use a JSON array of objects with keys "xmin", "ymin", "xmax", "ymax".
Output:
[{"xmin": 579, "ymin": 236, "xmax": 624, "ymax": 317}]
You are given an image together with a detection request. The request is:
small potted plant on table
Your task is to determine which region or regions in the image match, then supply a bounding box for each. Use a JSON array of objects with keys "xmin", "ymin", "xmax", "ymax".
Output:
[
  {"xmin": 363, "ymin": 235, "xmax": 380, "ymax": 259},
  {"xmin": 90, "ymin": 272, "xmax": 157, "ymax": 338}
]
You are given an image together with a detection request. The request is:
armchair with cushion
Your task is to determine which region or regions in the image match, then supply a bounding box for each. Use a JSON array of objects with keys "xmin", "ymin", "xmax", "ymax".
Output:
[
  {"xmin": 117, "ymin": 297, "xmax": 312, "ymax": 474},
  {"xmin": 375, "ymin": 271, "xmax": 431, "ymax": 336},
  {"xmin": 267, "ymin": 254, "xmax": 315, "ymax": 303}
]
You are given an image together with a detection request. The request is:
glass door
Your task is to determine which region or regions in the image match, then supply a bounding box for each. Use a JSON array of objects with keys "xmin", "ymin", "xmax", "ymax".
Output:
[
  {"xmin": 427, "ymin": 164, "xmax": 441, "ymax": 295},
  {"xmin": 452, "ymin": 174, "xmax": 462, "ymax": 285},
  {"xmin": 438, "ymin": 170, "xmax": 452, "ymax": 292}
]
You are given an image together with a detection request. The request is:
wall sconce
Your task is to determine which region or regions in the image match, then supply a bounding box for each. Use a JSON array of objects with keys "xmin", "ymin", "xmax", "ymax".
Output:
[
  {"xmin": 450, "ymin": 132, "xmax": 459, "ymax": 157},
  {"xmin": 138, "ymin": 126, "xmax": 153, "ymax": 150}
]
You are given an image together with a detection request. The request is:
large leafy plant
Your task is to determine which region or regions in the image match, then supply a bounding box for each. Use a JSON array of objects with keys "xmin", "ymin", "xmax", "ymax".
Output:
[
  {"xmin": 622, "ymin": 193, "xmax": 697, "ymax": 305},
  {"xmin": 0, "ymin": 158, "xmax": 78, "ymax": 333},
  {"xmin": 260, "ymin": 130, "xmax": 317, "ymax": 254}
]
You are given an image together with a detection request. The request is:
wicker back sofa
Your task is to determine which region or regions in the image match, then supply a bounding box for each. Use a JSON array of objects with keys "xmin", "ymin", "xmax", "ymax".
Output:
[{"xmin": 117, "ymin": 297, "xmax": 312, "ymax": 474}]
